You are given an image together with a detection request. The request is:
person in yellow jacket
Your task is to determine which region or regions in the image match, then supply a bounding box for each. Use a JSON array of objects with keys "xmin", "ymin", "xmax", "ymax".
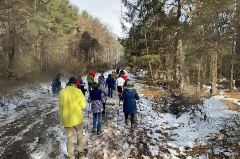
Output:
[{"xmin": 59, "ymin": 77, "xmax": 87, "ymax": 159}]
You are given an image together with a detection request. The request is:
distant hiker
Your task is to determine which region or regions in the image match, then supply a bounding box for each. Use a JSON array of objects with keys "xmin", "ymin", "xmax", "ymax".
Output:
[
  {"xmin": 116, "ymin": 75, "xmax": 125, "ymax": 95},
  {"xmin": 59, "ymin": 77, "xmax": 88, "ymax": 159},
  {"xmin": 122, "ymin": 74, "xmax": 127, "ymax": 81},
  {"xmin": 90, "ymin": 72, "xmax": 95, "ymax": 81},
  {"xmin": 119, "ymin": 80, "xmax": 139, "ymax": 131},
  {"xmin": 106, "ymin": 74, "xmax": 115, "ymax": 98},
  {"xmin": 87, "ymin": 82, "xmax": 106, "ymax": 135},
  {"xmin": 76, "ymin": 74, "xmax": 86, "ymax": 95},
  {"xmin": 99, "ymin": 80, "xmax": 107, "ymax": 116},
  {"xmin": 52, "ymin": 73, "xmax": 61, "ymax": 94},
  {"xmin": 98, "ymin": 75, "xmax": 106, "ymax": 85},
  {"xmin": 111, "ymin": 71, "xmax": 117, "ymax": 89},
  {"xmin": 101, "ymin": 73, "xmax": 105, "ymax": 79},
  {"xmin": 87, "ymin": 73, "xmax": 94, "ymax": 92},
  {"xmin": 120, "ymin": 69, "xmax": 125, "ymax": 76},
  {"xmin": 116, "ymin": 68, "xmax": 120, "ymax": 74}
]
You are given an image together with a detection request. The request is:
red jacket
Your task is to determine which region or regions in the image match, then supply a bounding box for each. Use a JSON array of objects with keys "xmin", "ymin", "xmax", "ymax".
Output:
[
  {"xmin": 90, "ymin": 72, "xmax": 95, "ymax": 78},
  {"xmin": 122, "ymin": 75, "xmax": 127, "ymax": 81}
]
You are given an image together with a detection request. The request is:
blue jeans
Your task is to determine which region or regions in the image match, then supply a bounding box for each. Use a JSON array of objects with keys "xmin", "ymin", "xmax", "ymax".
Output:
[
  {"xmin": 108, "ymin": 87, "xmax": 113, "ymax": 98},
  {"xmin": 93, "ymin": 112, "xmax": 102, "ymax": 133}
]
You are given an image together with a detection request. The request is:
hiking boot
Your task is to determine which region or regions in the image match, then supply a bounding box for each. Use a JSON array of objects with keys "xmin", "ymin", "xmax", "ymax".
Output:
[
  {"xmin": 125, "ymin": 119, "xmax": 128, "ymax": 125},
  {"xmin": 97, "ymin": 131, "xmax": 102, "ymax": 135},
  {"xmin": 78, "ymin": 149, "xmax": 88, "ymax": 158},
  {"xmin": 92, "ymin": 129, "xmax": 96, "ymax": 133},
  {"xmin": 131, "ymin": 124, "xmax": 135, "ymax": 131}
]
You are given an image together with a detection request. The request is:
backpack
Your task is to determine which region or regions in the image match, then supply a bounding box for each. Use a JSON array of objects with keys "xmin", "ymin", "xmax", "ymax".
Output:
[{"xmin": 76, "ymin": 79, "xmax": 80, "ymax": 86}]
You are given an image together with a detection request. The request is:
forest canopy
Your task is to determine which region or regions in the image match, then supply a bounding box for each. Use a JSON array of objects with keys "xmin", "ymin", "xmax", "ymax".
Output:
[{"xmin": 0, "ymin": 0, "xmax": 124, "ymax": 77}]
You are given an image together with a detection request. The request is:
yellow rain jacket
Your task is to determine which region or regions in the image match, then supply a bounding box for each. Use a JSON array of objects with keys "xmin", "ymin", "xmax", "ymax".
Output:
[{"xmin": 59, "ymin": 85, "xmax": 86, "ymax": 127}]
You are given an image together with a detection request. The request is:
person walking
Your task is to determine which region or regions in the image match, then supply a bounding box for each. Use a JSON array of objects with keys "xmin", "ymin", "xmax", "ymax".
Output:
[
  {"xmin": 120, "ymin": 69, "xmax": 125, "ymax": 76},
  {"xmin": 116, "ymin": 68, "xmax": 120, "ymax": 74},
  {"xmin": 59, "ymin": 77, "xmax": 87, "ymax": 159},
  {"xmin": 98, "ymin": 75, "xmax": 105, "ymax": 85},
  {"xmin": 106, "ymin": 74, "xmax": 115, "ymax": 98},
  {"xmin": 87, "ymin": 73, "xmax": 94, "ymax": 92},
  {"xmin": 122, "ymin": 74, "xmax": 127, "ymax": 81},
  {"xmin": 116, "ymin": 75, "xmax": 125, "ymax": 95},
  {"xmin": 52, "ymin": 73, "xmax": 61, "ymax": 94},
  {"xmin": 111, "ymin": 71, "xmax": 117, "ymax": 90},
  {"xmin": 119, "ymin": 80, "xmax": 139, "ymax": 131},
  {"xmin": 87, "ymin": 83, "xmax": 106, "ymax": 135},
  {"xmin": 99, "ymin": 80, "xmax": 107, "ymax": 117}
]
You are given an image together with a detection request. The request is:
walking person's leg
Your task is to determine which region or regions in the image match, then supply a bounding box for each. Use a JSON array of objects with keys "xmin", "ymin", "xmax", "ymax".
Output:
[
  {"xmin": 110, "ymin": 87, "xmax": 113, "ymax": 98},
  {"xmin": 74, "ymin": 122, "xmax": 84, "ymax": 154},
  {"xmin": 131, "ymin": 114, "xmax": 135, "ymax": 131},
  {"xmin": 125, "ymin": 113, "xmax": 129, "ymax": 125},
  {"xmin": 102, "ymin": 102, "xmax": 106, "ymax": 115},
  {"xmin": 92, "ymin": 113, "xmax": 97, "ymax": 132},
  {"xmin": 108, "ymin": 86, "xmax": 110, "ymax": 97},
  {"xmin": 64, "ymin": 127, "xmax": 75, "ymax": 159},
  {"xmin": 97, "ymin": 112, "xmax": 102, "ymax": 134}
]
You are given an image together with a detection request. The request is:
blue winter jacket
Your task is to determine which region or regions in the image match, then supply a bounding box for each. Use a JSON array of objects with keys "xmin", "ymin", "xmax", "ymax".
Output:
[
  {"xmin": 52, "ymin": 73, "xmax": 61, "ymax": 94},
  {"xmin": 120, "ymin": 89, "xmax": 139, "ymax": 114},
  {"xmin": 106, "ymin": 77, "xmax": 115, "ymax": 88}
]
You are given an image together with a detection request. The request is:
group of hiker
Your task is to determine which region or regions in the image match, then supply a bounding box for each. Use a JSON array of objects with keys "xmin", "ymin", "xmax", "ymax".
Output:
[{"xmin": 55, "ymin": 68, "xmax": 139, "ymax": 159}]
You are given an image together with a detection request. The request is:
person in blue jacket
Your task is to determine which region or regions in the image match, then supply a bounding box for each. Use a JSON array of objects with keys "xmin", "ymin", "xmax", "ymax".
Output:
[
  {"xmin": 106, "ymin": 74, "xmax": 115, "ymax": 98},
  {"xmin": 52, "ymin": 73, "xmax": 61, "ymax": 94},
  {"xmin": 119, "ymin": 79, "xmax": 139, "ymax": 131}
]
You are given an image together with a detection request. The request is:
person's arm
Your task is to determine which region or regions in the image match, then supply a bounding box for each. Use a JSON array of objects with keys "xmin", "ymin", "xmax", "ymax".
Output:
[
  {"xmin": 119, "ymin": 90, "xmax": 125, "ymax": 101},
  {"xmin": 87, "ymin": 95, "xmax": 91, "ymax": 103},
  {"xmin": 75, "ymin": 89, "xmax": 87, "ymax": 109},
  {"xmin": 101, "ymin": 92, "xmax": 107, "ymax": 103},
  {"xmin": 135, "ymin": 90, "xmax": 139, "ymax": 100}
]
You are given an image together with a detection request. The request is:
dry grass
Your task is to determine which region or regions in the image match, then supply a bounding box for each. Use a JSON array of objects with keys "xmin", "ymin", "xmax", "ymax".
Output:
[
  {"xmin": 221, "ymin": 99, "xmax": 240, "ymax": 112},
  {"xmin": 223, "ymin": 92, "xmax": 240, "ymax": 99},
  {"xmin": 137, "ymin": 87, "xmax": 166, "ymax": 99}
]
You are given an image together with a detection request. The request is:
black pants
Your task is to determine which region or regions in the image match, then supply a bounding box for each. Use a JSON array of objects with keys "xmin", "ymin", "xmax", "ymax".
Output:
[
  {"xmin": 102, "ymin": 102, "xmax": 106, "ymax": 114},
  {"xmin": 117, "ymin": 86, "xmax": 122, "ymax": 94},
  {"xmin": 88, "ymin": 83, "xmax": 92, "ymax": 92},
  {"xmin": 125, "ymin": 113, "xmax": 135, "ymax": 124}
]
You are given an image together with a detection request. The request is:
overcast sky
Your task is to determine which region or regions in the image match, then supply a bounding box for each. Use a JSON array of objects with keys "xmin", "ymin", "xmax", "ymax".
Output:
[{"xmin": 69, "ymin": 0, "xmax": 128, "ymax": 38}]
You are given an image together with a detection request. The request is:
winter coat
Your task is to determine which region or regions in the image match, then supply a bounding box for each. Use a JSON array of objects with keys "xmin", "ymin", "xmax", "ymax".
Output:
[
  {"xmin": 87, "ymin": 88, "xmax": 106, "ymax": 113},
  {"xmin": 122, "ymin": 75, "xmax": 127, "ymax": 81},
  {"xmin": 111, "ymin": 73, "xmax": 117, "ymax": 81},
  {"xmin": 116, "ymin": 77, "xmax": 125, "ymax": 86},
  {"xmin": 100, "ymin": 83, "xmax": 107, "ymax": 96},
  {"xmin": 90, "ymin": 72, "xmax": 95, "ymax": 78},
  {"xmin": 106, "ymin": 77, "xmax": 115, "ymax": 88},
  {"xmin": 59, "ymin": 85, "xmax": 86, "ymax": 127},
  {"xmin": 116, "ymin": 68, "xmax": 120, "ymax": 74},
  {"xmin": 98, "ymin": 78, "xmax": 106, "ymax": 85},
  {"xmin": 52, "ymin": 73, "xmax": 61, "ymax": 94},
  {"xmin": 120, "ymin": 89, "xmax": 139, "ymax": 114},
  {"xmin": 87, "ymin": 74, "xmax": 94, "ymax": 84}
]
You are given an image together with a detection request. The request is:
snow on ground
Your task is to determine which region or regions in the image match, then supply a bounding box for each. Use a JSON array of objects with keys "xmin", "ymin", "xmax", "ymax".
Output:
[{"xmin": 1, "ymin": 70, "xmax": 240, "ymax": 158}]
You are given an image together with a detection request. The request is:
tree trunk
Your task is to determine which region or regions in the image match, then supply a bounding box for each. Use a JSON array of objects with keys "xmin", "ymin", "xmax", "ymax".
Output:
[
  {"xmin": 149, "ymin": 61, "xmax": 153, "ymax": 82},
  {"xmin": 197, "ymin": 54, "xmax": 203, "ymax": 93},
  {"xmin": 211, "ymin": 47, "xmax": 218, "ymax": 94},
  {"xmin": 145, "ymin": 28, "xmax": 149, "ymax": 55},
  {"xmin": 230, "ymin": 36, "xmax": 236, "ymax": 92},
  {"xmin": 8, "ymin": 38, "xmax": 15, "ymax": 68}
]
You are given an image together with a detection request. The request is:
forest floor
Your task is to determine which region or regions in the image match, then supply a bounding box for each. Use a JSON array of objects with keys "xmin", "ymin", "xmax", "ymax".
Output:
[{"xmin": 0, "ymin": 71, "xmax": 240, "ymax": 159}]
